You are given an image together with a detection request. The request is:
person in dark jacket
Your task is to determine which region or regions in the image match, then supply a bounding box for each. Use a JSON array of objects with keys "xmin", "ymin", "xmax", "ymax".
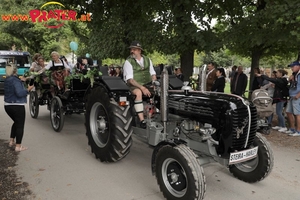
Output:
[
  {"xmin": 211, "ymin": 68, "xmax": 226, "ymax": 92},
  {"xmin": 256, "ymin": 69, "xmax": 288, "ymax": 132},
  {"xmin": 174, "ymin": 67, "xmax": 184, "ymax": 81},
  {"xmin": 4, "ymin": 64, "xmax": 34, "ymax": 152},
  {"xmin": 231, "ymin": 66, "xmax": 248, "ymax": 96},
  {"xmin": 251, "ymin": 67, "xmax": 264, "ymax": 91},
  {"xmin": 114, "ymin": 65, "xmax": 123, "ymax": 79}
]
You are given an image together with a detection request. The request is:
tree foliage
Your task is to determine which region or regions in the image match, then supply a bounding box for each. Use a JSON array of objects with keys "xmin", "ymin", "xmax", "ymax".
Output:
[
  {"xmin": 1, "ymin": 0, "xmax": 300, "ymax": 82},
  {"xmin": 213, "ymin": 0, "xmax": 300, "ymax": 92},
  {"xmin": 0, "ymin": 0, "xmax": 81, "ymax": 60},
  {"xmin": 61, "ymin": 0, "xmax": 219, "ymax": 80}
]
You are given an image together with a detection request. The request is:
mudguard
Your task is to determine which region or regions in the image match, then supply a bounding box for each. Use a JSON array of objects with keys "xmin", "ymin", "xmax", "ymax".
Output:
[{"xmin": 100, "ymin": 76, "xmax": 129, "ymax": 91}]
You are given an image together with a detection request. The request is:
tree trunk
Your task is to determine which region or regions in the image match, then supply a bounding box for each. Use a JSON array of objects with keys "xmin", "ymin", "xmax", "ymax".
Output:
[
  {"xmin": 249, "ymin": 49, "xmax": 262, "ymax": 98},
  {"xmin": 180, "ymin": 49, "xmax": 194, "ymax": 82}
]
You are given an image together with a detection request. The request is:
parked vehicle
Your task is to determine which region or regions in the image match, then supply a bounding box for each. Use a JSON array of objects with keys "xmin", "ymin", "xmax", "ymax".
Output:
[{"xmin": 0, "ymin": 50, "xmax": 31, "ymax": 92}]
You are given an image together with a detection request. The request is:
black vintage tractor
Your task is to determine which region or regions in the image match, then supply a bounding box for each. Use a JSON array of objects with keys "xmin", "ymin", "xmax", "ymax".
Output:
[{"xmin": 85, "ymin": 67, "xmax": 274, "ymax": 200}]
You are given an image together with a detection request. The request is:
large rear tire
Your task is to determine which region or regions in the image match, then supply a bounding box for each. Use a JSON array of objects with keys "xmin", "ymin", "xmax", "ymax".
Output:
[
  {"xmin": 85, "ymin": 86, "xmax": 133, "ymax": 162},
  {"xmin": 155, "ymin": 144, "xmax": 206, "ymax": 200},
  {"xmin": 29, "ymin": 91, "xmax": 39, "ymax": 118},
  {"xmin": 229, "ymin": 133, "xmax": 274, "ymax": 183},
  {"xmin": 50, "ymin": 96, "xmax": 64, "ymax": 132}
]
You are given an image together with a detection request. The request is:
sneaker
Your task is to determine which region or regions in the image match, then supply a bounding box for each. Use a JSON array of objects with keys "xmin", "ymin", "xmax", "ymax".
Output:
[
  {"xmin": 285, "ymin": 129, "xmax": 295, "ymax": 134},
  {"xmin": 272, "ymin": 126, "xmax": 281, "ymax": 130},
  {"xmin": 284, "ymin": 130, "xmax": 295, "ymax": 134},
  {"xmin": 140, "ymin": 120, "xmax": 147, "ymax": 129},
  {"xmin": 278, "ymin": 127, "xmax": 288, "ymax": 132},
  {"xmin": 288, "ymin": 132, "xmax": 300, "ymax": 136}
]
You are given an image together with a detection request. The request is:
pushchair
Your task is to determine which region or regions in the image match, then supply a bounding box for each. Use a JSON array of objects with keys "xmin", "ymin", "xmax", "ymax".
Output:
[{"xmin": 251, "ymin": 89, "xmax": 273, "ymax": 134}]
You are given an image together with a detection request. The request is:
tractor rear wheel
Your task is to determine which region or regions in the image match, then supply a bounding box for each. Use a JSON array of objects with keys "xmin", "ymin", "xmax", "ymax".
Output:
[{"xmin": 85, "ymin": 86, "xmax": 133, "ymax": 162}]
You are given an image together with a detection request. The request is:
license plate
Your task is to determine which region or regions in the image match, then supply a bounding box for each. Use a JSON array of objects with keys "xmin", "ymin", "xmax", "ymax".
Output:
[{"xmin": 229, "ymin": 146, "xmax": 258, "ymax": 165}]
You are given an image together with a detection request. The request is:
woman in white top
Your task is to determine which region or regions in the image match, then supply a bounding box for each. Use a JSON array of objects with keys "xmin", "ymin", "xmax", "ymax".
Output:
[{"xmin": 39, "ymin": 51, "xmax": 71, "ymax": 96}]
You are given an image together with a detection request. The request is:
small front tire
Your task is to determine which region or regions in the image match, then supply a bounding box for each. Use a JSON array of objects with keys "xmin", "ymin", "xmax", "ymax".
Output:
[
  {"xmin": 229, "ymin": 133, "xmax": 274, "ymax": 183},
  {"xmin": 155, "ymin": 144, "xmax": 206, "ymax": 200}
]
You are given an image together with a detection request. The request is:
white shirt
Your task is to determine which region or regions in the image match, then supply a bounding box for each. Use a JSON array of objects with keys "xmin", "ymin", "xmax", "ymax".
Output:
[
  {"xmin": 45, "ymin": 60, "xmax": 70, "ymax": 70},
  {"xmin": 123, "ymin": 57, "xmax": 156, "ymax": 82}
]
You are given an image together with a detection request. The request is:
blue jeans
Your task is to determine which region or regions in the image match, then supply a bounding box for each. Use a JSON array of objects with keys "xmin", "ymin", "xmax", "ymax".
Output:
[
  {"xmin": 276, "ymin": 101, "xmax": 285, "ymax": 127},
  {"xmin": 267, "ymin": 113, "xmax": 273, "ymax": 125}
]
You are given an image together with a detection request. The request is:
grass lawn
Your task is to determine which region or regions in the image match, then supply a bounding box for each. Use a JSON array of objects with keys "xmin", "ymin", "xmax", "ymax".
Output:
[{"xmin": 224, "ymin": 82, "xmax": 231, "ymax": 94}]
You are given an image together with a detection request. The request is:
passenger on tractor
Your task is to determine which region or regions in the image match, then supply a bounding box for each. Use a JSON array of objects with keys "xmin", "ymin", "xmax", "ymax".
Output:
[
  {"xmin": 27, "ymin": 55, "xmax": 45, "ymax": 85},
  {"xmin": 74, "ymin": 56, "xmax": 90, "ymax": 74},
  {"xmin": 123, "ymin": 41, "xmax": 157, "ymax": 129},
  {"xmin": 38, "ymin": 51, "xmax": 71, "ymax": 98},
  {"xmin": 60, "ymin": 55, "xmax": 73, "ymax": 72},
  {"xmin": 30, "ymin": 53, "xmax": 43, "ymax": 72},
  {"xmin": 28, "ymin": 56, "xmax": 46, "ymax": 97}
]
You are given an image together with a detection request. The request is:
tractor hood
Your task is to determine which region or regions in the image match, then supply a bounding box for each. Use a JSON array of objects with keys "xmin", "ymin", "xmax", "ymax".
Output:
[{"xmin": 168, "ymin": 90, "xmax": 252, "ymax": 126}]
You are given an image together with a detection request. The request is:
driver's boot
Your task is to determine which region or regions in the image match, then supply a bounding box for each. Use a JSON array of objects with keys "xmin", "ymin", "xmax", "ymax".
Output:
[{"xmin": 140, "ymin": 120, "xmax": 147, "ymax": 129}]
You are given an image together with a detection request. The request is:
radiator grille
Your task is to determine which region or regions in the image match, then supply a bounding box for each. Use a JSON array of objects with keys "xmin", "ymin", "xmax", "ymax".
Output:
[
  {"xmin": 168, "ymin": 99, "xmax": 214, "ymax": 118},
  {"xmin": 231, "ymin": 105, "xmax": 257, "ymax": 150}
]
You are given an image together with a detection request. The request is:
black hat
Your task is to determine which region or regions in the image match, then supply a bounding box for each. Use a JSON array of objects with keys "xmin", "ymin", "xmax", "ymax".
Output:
[{"xmin": 128, "ymin": 41, "xmax": 143, "ymax": 51}]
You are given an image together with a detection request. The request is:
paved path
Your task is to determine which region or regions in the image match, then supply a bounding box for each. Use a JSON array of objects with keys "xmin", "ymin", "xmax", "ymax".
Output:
[{"xmin": 0, "ymin": 96, "xmax": 299, "ymax": 200}]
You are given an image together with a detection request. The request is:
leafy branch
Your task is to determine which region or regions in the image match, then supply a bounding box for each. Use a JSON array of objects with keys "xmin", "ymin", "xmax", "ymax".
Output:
[{"xmin": 83, "ymin": 67, "xmax": 103, "ymax": 87}]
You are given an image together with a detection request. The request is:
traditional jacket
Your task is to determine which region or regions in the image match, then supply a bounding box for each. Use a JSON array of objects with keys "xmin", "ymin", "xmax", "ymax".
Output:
[{"xmin": 127, "ymin": 55, "xmax": 151, "ymax": 85}]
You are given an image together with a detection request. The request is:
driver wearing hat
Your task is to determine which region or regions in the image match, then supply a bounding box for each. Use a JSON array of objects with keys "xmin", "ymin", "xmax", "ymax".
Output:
[{"xmin": 123, "ymin": 41, "xmax": 157, "ymax": 129}]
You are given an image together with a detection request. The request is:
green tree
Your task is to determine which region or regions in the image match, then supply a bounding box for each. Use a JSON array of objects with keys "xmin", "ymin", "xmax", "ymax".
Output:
[
  {"xmin": 213, "ymin": 0, "xmax": 300, "ymax": 93},
  {"xmin": 61, "ymin": 0, "xmax": 220, "ymax": 80}
]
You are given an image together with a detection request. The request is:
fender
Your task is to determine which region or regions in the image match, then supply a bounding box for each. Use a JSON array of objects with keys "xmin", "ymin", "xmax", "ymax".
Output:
[
  {"xmin": 85, "ymin": 76, "xmax": 131, "ymax": 108},
  {"xmin": 151, "ymin": 139, "xmax": 187, "ymax": 175},
  {"xmin": 100, "ymin": 76, "xmax": 129, "ymax": 91}
]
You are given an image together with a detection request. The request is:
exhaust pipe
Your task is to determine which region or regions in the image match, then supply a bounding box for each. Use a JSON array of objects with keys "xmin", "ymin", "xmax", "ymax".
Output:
[
  {"xmin": 161, "ymin": 67, "xmax": 168, "ymax": 133},
  {"xmin": 198, "ymin": 64, "xmax": 207, "ymax": 91}
]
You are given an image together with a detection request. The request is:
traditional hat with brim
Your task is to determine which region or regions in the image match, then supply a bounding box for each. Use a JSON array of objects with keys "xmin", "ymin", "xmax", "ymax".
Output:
[{"xmin": 128, "ymin": 41, "xmax": 143, "ymax": 51}]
